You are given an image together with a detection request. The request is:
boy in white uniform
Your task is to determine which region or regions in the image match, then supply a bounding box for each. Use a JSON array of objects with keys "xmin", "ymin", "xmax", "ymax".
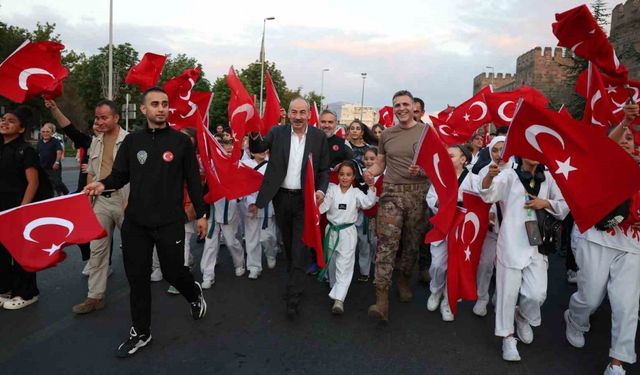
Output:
[
  {"xmin": 242, "ymin": 150, "xmax": 277, "ymax": 279},
  {"xmin": 480, "ymin": 157, "xmax": 568, "ymax": 362}
]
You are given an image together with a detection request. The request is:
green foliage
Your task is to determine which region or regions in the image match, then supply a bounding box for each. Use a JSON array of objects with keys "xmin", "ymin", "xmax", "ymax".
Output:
[
  {"xmin": 159, "ymin": 53, "xmax": 212, "ymax": 91},
  {"xmin": 304, "ymin": 90, "xmax": 324, "ymax": 109}
]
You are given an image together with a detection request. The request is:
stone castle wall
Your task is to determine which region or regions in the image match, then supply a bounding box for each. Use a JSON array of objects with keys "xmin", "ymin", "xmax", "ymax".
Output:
[{"xmin": 611, "ymin": 0, "xmax": 640, "ymax": 80}]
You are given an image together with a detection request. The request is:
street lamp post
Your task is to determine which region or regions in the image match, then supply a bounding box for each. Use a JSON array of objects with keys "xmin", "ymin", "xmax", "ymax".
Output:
[
  {"xmin": 360, "ymin": 72, "xmax": 367, "ymax": 121},
  {"xmin": 320, "ymin": 68, "xmax": 329, "ymax": 110},
  {"xmin": 485, "ymin": 65, "xmax": 494, "ymax": 89},
  {"xmin": 108, "ymin": 0, "xmax": 113, "ymax": 100},
  {"xmin": 259, "ymin": 17, "xmax": 276, "ymax": 116}
]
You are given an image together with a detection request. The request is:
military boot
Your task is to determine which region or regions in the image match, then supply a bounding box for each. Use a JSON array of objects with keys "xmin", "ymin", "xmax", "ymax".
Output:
[
  {"xmin": 368, "ymin": 284, "xmax": 389, "ymax": 322},
  {"xmin": 397, "ymin": 273, "xmax": 413, "ymax": 302}
]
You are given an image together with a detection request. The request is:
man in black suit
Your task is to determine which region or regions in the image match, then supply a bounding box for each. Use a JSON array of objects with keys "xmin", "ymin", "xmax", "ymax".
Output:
[{"xmin": 249, "ymin": 97, "xmax": 330, "ymax": 320}]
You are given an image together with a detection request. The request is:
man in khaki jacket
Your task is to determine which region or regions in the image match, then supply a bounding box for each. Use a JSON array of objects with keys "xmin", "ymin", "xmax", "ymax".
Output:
[{"xmin": 47, "ymin": 99, "xmax": 129, "ymax": 314}]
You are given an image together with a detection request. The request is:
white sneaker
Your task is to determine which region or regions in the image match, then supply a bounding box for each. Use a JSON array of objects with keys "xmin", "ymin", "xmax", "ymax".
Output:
[
  {"xmin": 332, "ymin": 300, "xmax": 344, "ymax": 315},
  {"xmin": 235, "ymin": 266, "xmax": 246, "ymax": 277},
  {"xmin": 516, "ymin": 310, "xmax": 534, "ymax": 344},
  {"xmin": 564, "ymin": 310, "xmax": 585, "ymax": 348},
  {"xmin": 81, "ymin": 262, "xmax": 91, "ymax": 276},
  {"xmin": 0, "ymin": 292, "xmax": 11, "ymax": 308},
  {"xmin": 491, "ymin": 292, "xmax": 497, "ymax": 307},
  {"xmin": 3, "ymin": 295, "xmax": 39, "ymax": 310},
  {"xmin": 440, "ymin": 300, "xmax": 455, "ymax": 322},
  {"xmin": 427, "ymin": 291, "xmax": 442, "ymax": 312},
  {"xmin": 502, "ymin": 336, "xmax": 521, "ymax": 361},
  {"xmin": 150, "ymin": 268, "xmax": 163, "ymax": 282},
  {"xmin": 267, "ymin": 257, "xmax": 277, "ymax": 269},
  {"xmin": 567, "ymin": 270, "xmax": 578, "ymax": 284},
  {"xmin": 604, "ymin": 364, "xmax": 626, "ymax": 375},
  {"xmin": 473, "ymin": 300, "xmax": 488, "ymax": 317},
  {"xmin": 201, "ymin": 280, "xmax": 213, "ymax": 289},
  {"xmin": 248, "ymin": 270, "xmax": 260, "ymax": 280},
  {"xmin": 167, "ymin": 286, "xmax": 180, "ymax": 295}
]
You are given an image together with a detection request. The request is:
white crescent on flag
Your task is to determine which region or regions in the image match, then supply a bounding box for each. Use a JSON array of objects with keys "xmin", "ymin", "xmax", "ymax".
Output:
[
  {"xmin": 461, "ymin": 212, "xmax": 480, "ymax": 244},
  {"xmin": 590, "ymin": 90, "xmax": 604, "ymax": 126},
  {"xmin": 231, "ymin": 103, "xmax": 255, "ymax": 122},
  {"xmin": 23, "ymin": 217, "xmax": 74, "ymax": 243},
  {"xmin": 433, "ymin": 153, "xmax": 447, "ymax": 188},
  {"xmin": 497, "ymin": 101, "xmax": 515, "ymax": 122},
  {"xmin": 18, "ymin": 68, "xmax": 55, "ymax": 90},
  {"xmin": 524, "ymin": 125, "xmax": 566, "ymax": 153},
  {"xmin": 438, "ymin": 124, "xmax": 453, "ymax": 137},
  {"xmin": 470, "ymin": 101, "xmax": 488, "ymax": 122}
]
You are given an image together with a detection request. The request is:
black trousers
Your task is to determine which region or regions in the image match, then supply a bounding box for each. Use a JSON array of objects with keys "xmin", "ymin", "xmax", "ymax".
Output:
[
  {"xmin": 121, "ymin": 218, "xmax": 198, "ymax": 333},
  {"xmin": 45, "ymin": 168, "xmax": 69, "ymax": 195},
  {"xmin": 272, "ymin": 189, "xmax": 310, "ymax": 306}
]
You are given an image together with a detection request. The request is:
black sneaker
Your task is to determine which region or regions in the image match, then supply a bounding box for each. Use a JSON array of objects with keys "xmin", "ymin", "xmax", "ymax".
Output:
[
  {"xmin": 116, "ymin": 327, "xmax": 152, "ymax": 358},
  {"xmin": 191, "ymin": 282, "xmax": 207, "ymax": 320},
  {"xmin": 357, "ymin": 275, "xmax": 369, "ymax": 283}
]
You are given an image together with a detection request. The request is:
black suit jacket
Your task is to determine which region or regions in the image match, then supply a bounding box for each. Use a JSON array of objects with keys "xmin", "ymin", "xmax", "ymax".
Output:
[{"xmin": 249, "ymin": 125, "xmax": 330, "ymax": 208}]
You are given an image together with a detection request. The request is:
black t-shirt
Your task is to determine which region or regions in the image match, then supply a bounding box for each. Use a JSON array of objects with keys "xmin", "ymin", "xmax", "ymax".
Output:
[
  {"xmin": 327, "ymin": 135, "xmax": 354, "ymax": 168},
  {"xmin": 0, "ymin": 137, "xmax": 38, "ymax": 205},
  {"xmin": 37, "ymin": 138, "xmax": 62, "ymax": 169},
  {"xmin": 347, "ymin": 141, "xmax": 368, "ymax": 168}
]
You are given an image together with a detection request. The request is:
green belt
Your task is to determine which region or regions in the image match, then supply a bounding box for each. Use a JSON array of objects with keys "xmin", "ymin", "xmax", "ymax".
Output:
[{"xmin": 318, "ymin": 222, "xmax": 355, "ymax": 282}]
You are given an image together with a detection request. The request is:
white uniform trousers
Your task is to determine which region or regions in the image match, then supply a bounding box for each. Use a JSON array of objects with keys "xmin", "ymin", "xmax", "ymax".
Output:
[
  {"xmin": 567, "ymin": 238, "xmax": 640, "ymax": 364},
  {"xmin": 200, "ymin": 216, "xmax": 245, "ymax": 282},
  {"xmin": 245, "ymin": 216, "xmax": 277, "ymax": 273},
  {"xmin": 495, "ymin": 253, "xmax": 548, "ymax": 337},
  {"xmin": 327, "ymin": 226, "xmax": 358, "ymax": 302},
  {"xmin": 476, "ymin": 232, "xmax": 497, "ymax": 303},
  {"xmin": 429, "ymin": 240, "xmax": 448, "ymax": 295},
  {"xmin": 87, "ymin": 195, "xmax": 124, "ymax": 299},
  {"xmin": 356, "ymin": 220, "xmax": 376, "ymax": 277}
]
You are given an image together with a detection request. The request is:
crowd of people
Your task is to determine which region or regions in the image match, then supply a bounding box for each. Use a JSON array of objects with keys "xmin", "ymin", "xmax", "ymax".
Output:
[{"xmin": 0, "ymin": 88, "xmax": 639, "ymax": 374}]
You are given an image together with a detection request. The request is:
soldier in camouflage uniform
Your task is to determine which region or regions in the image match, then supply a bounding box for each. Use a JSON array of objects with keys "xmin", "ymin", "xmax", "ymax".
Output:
[{"xmin": 363, "ymin": 90, "xmax": 430, "ymax": 322}]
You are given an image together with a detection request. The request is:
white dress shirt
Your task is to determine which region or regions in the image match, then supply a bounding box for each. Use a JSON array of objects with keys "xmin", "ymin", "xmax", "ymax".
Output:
[{"xmin": 281, "ymin": 126, "xmax": 307, "ymax": 189}]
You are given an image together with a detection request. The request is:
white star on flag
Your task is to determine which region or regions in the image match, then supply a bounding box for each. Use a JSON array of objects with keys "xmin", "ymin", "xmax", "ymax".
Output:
[
  {"xmin": 464, "ymin": 247, "xmax": 471, "ymax": 261},
  {"xmin": 463, "ymin": 113, "xmax": 470, "ymax": 122},
  {"xmin": 605, "ymin": 84, "xmax": 617, "ymax": 94},
  {"xmin": 555, "ymin": 157, "xmax": 578, "ymax": 179},
  {"xmin": 43, "ymin": 243, "xmax": 62, "ymax": 256}
]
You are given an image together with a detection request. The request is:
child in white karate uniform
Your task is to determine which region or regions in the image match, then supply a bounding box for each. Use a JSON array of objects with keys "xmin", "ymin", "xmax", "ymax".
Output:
[
  {"xmin": 479, "ymin": 157, "xmax": 568, "ymax": 362},
  {"xmin": 319, "ymin": 161, "xmax": 376, "ymax": 314},
  {"xmin": 242, "ymin": 150, "xmax": 277, "ymax": 280},
  {"xmin": 426, "ymin": 145, "xmax": 471, "ymax": 322}
]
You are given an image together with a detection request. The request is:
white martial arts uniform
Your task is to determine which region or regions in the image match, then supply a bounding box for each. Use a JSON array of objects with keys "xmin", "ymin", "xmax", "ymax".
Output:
[
  {"xmin": 319, "ymin": 183, "xmax": 376, "ymax": 302},
  {"xmin": 200, "ymin": 197, "xmax": 246, "ymax": 283},
  {"xmin": 567, "ymin": 210, "xmax": 640, "ymax": 364},
  {"xmin": 479, "ymin": 167, "xmax": 568, "ymax": 337},
  {"xmin": 242, "ymin": 159, "xmax": 277, "ymax": 274},
  {"xmin": 426, "ymin": 172, "xmax": 471, "ymax": 299}
]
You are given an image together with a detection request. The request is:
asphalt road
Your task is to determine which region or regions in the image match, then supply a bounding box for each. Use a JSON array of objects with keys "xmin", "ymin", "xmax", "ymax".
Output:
[{"xmin": 0, "ymin": 167, "xmax": 637, "ymax": 374}]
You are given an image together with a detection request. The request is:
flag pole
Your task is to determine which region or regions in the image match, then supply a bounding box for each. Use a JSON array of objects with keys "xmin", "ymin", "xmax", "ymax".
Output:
[
  {"xmin": 108, "ymin": 0, "xmax": 113, "ymax": 100},
  {"xmin": 259, "ymin": 17, "xmax": 275, "ymax": 116}
]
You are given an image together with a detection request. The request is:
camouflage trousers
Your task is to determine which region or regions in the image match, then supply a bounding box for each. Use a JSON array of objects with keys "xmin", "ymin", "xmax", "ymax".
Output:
[{"xmin": 374, "ymin": 182, "xmax": 430, "ymax": 287}]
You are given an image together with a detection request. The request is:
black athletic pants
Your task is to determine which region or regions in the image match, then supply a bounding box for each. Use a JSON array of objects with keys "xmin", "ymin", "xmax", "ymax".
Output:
[{"xmin": 121, "ymin": 218, "xmax": 198, "ymax": 334}]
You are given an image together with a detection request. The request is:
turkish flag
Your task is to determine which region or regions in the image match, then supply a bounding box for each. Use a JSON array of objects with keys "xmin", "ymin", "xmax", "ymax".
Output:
[
  {"xmin": 579, "ymin": 64, "xmax": 619, "ymax": 129},
  {"xmin": 378, "ymin": 106, "xmax": 394, "ymax": 127},
  {"xmin": 227, "ymin": 66, "xmax": 262, "ymax": 141},
  {"xmin": 168, "ymin": 90, "xmax": 213, "ymax": 130},
  {"xmin": 503, "ymin": 100, "xmax": 640, "ymax": 232},
  {"xmin": 447, "ymin": 86, "xmax": 493, "ymax": 134},
  {"xmin": 446, "ymin": 192, "xmax": 491, "ymax": 315},
  {"xmin": 0, "ymin": 193, "xmax": 106, "ymax": 272},
  {"xmin": 125, "ymin": 52, "xmax": 166, "ymax": 91},
  {"xmin": 363, "ymin": 175, "xmax": 384, "ymax": 218},
  {"xmin": 309, "ymin": 101, "xmax": 319, "ymax": 127},
  {"xmin": 196, "ymin": 118, "xmax": 263, "ymax": 203},
  {"xmin": 302, "ymin": 154, "xmax": 325, "ymax": 268},
  {"xmin": 261, "ymin": 70, "xmax": 281, "ymax": 136},
  {"xmin": 484, "ymin": 86, "xmax": 550, "ymax": 127},
  {"xmin": 430, "ymin": 115, "xmax": 473, "ymax": 145},
  {"xmin": 414, "ymin": 125, "xmax": 459, "ymax": 243},
  {"xmin": 576, "ymin": 68, "xmax": 640, "ymax": 126},
  {"xmin": 558, "ymin": 104, "xmax": 574, "ymax": 120},
  {"xmin": 164, "ymin": 68, "xmax": 201, "ymax": 120},
  {"xmin": 552, "ymin": 4, "xmax": 628, "ymax": 82},
  {"xmin": 335, "ymin": 127, "xmax": 347, "ymax": 139},
  {"xmin": 0, "ymin": 40, "xmax": 68, "ymax": 103}
]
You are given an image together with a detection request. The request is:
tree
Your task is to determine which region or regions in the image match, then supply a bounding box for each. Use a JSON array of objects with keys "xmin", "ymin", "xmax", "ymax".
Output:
[
  {"xmin": 209, "ymin": 75, "xmax": 230, "ymax": 127},
  {"xmin": 562, "ymin": 0, "xmax": 611, "ymax": 119},
  {"xmin": 239, "ymin": 60, "xmax": 289, "ymax": 105},
  {"xmin": 159, "ymin": 53, "xmax": 212, "ymax": 91},
  {"xmin": 304, "ymin": 90, "xmax": 324, "ymax": 109}
]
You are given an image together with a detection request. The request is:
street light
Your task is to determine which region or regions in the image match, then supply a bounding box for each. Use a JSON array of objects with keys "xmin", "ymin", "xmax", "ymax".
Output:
[
  {"xmin": 360, "ymin": 72, "xmax": 367, "ymax": 121},
  {"xmin": 320, "ymin": 68, "xmax": 330, "ymax": 110},
  {"xmin": 108, "ymin": 0, "xmax": 113, "ymax": 100},
  {"xmin": 485, "ymin": 65, "xmax": 494, "ymax": 88},
  {"xmin": 259, "ymin": 17, "xmax": 276, "ymax": 116}
]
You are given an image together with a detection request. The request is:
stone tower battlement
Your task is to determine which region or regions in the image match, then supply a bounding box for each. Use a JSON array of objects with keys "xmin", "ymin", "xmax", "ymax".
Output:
[
  {"xmin": 473, "ymin": 72, "xmax": 515, "ymax": 94},
  {"xmin": 611, "ymin": 0, "xmax": 640, "ymax": 79}
]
